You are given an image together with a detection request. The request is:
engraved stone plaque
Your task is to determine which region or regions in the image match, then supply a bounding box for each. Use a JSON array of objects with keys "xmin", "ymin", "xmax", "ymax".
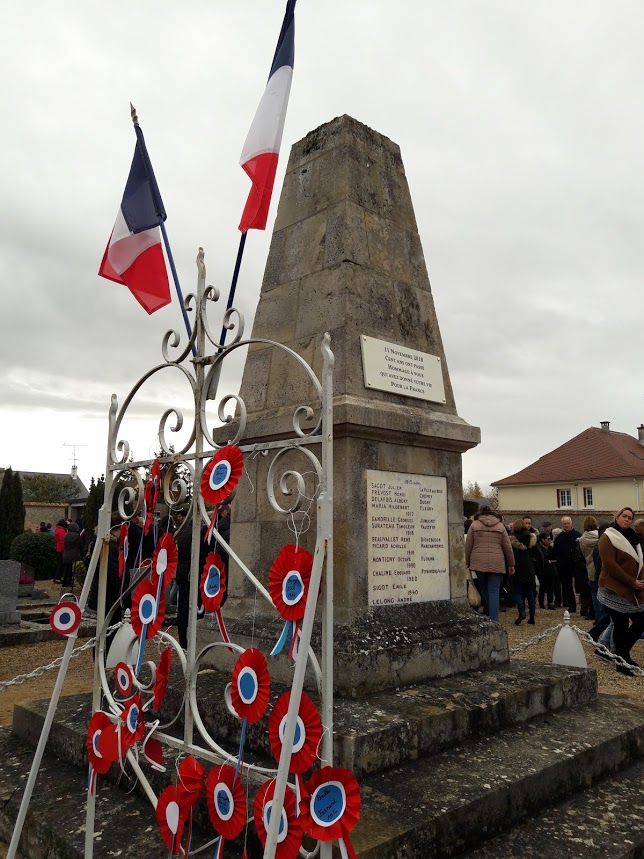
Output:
[
  {"xmin": 367, "ymin": 470, "xmax": 450, "ymax": 606},
  {"xmin": 360, "ymin": 335, "xmax": 446, "ymax": 404}
]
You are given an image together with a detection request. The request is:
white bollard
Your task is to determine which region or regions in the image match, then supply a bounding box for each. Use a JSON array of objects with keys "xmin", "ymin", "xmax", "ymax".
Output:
[
  {"xmin": 552, "ymin": 610, "xmax": 587, "ymax": 668},
  {"xmin": 105, "ymin": 609, "xmax": 139, "ymax": 669}
]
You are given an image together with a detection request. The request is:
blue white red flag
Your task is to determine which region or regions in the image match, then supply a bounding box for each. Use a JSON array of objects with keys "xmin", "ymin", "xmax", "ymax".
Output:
[
  {"xmin": 99, "ymin": 125, "xmax": 171, "ymax": 314},
  {"xmin": 238, "ymin": 0, "xmax": 296, "ymax": 233}
]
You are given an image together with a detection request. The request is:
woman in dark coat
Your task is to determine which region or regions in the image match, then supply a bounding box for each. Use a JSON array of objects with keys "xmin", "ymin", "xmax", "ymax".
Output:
[{"xmin": 510, "ymin": 520, "xmax": 537, "ymax": 625}]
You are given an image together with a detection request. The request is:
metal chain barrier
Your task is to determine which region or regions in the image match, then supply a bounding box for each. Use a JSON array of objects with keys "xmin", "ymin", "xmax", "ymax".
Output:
[
  {"xmin": 572, "ymin": 625, "xmax": 644, "ymax": 677},
  {"xmin": 0, "ymin": 622, "xmax": 123, "ymax": 693},
  {"xmin": 509, "ymin": 624, "xmax": 562, "ymax": 654},
  {"xmin": 507, "ymin": 615, "xmax": 644, "ymax": 678}
]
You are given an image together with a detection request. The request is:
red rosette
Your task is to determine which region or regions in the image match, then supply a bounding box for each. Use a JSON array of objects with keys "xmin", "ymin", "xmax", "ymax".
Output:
[
  {"xmin": 97, "ymin": 723, "xmax": 120, "ymax": 765},
  {"xmin": 118, "ymin": 522, "xmax": 129, "ymax": 578},
  {"xmin": 268, "ymin": 692, "xmax": 322, "ymax": 774},
  {"xmin": 152, "ymin": 532, "xmax": 177, "ymax": 585},
  {"xmin": 87, "ymin": 712, "xmax": 113, "ymax": 775},
  {"xmin": 206, "ymin": 764, "xmax": 247, "ymax": 840},
  {"xmin": 131, "ymin": 579, "xmax": 166, "ymax": 638},
  {"xmin": 153, "ymin": 647, "xmax": 172, "ymax": 711},
  {"xmin": 114, "ymin": 661, "xmax": 134, "ymax": 697},
  {"xmin": 230, "ymin": 648, "xmax": 270, "ymax": 724},
  {"xmin": 121, "ymin": 695, "xmax": 146, "ymax": 749},
  {"xmin": 49, "ymin": 601, "xmax": 82, "ymax": 636},
  {"xmin": 269, "ymin": 545, "xmax": 314, "ymax": 621},
  {"xmin": 157, "ymin": 785, "xmax": 185, "ymax": 855},
  {"xmin": 300, "ymin": 767, "xmax": 360, "ymax": 842},
  {"xmin": 201, "ymin": 445, "xmax": 243, "ymax": 506},
  {"xmin": 253, "ymin": 779, "xmax": 303, "ymax": 859},
  {"xmin": 177, "ymin": 756, "xmax": 206, "ymax": 813},
  {"xmin": 200, "ymin": 552, "xmax": 227, "ymax": 612}
]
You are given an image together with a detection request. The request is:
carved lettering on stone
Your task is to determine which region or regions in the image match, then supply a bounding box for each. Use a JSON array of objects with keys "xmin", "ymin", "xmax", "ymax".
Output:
[{"xmin": 367, "ymin": 470, "xmax": 450, "ymax": 606}]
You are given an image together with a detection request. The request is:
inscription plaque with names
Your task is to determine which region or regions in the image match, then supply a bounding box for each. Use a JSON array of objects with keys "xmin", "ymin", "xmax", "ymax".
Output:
[
  {"xmin": 367, "ymin": 470, "xmax": 450, "ymax": 606},
  {"xmin": 360, "ymin": 335, "xmax": 446, "ymax": 404}
]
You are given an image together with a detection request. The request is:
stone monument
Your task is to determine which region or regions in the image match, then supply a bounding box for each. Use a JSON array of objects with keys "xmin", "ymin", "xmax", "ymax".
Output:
[{"xmin": 218, "ymin": 115, "xmax": 508, "ymax": 695}]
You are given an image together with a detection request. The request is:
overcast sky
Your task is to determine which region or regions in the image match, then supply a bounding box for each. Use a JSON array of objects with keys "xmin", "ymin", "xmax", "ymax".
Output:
[{"xmin": 2, "ymin": 1, "xmax": 643, "ymax": 492}]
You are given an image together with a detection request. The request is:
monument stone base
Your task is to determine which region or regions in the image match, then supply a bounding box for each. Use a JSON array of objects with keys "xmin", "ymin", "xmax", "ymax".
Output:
[{"xmin": 200, "ymin": 600, "xmax": 508, "ymax": 697}]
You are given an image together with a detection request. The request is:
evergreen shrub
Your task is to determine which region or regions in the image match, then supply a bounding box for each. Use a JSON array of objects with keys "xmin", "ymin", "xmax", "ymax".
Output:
[{"xmin": 10, "ymin": 532, "xmax": 58, "ymax": 580}]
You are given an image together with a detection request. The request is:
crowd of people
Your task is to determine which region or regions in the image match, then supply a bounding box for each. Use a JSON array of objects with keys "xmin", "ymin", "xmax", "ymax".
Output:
[{"xmin": 465, "ymin": 506, "xmax": 644, "ymax": 675}]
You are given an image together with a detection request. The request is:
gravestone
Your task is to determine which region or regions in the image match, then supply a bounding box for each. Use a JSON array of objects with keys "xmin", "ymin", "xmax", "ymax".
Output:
[
  {"xmin": 219, "ymin": 115, "xmax": 508, "ymax": 695},
  {"xmin": 0, "ymin": 559, "xmax": 22, "ymax": 624}
]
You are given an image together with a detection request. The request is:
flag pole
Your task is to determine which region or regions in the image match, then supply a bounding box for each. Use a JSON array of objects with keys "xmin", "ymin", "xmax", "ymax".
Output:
[
  {"xmin": 159, "ymin": 219, "xmax": 196, "ymax": 358},
  {"xmin": 217, "ymin": 231, "xmax": 247, "ymax": 349},
  {"xmin": 130, "ymin": 104, "xmax": 196, "ymax": 358}
]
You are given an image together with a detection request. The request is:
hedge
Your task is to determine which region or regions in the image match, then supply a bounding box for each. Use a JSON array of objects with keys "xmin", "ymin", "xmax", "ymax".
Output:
[{"xmin": 10, "ymin": 532, "xmax": 59, "ymax": 580}]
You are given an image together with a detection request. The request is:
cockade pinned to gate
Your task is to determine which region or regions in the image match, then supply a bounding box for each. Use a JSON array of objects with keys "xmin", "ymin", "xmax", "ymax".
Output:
[{"xmin": 7, "ymin": 249, "xmax": 360, "ymax": 859}]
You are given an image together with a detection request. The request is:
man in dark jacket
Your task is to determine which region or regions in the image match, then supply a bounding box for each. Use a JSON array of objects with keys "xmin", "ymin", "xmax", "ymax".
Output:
[
  {"xmin": 553, "ymin": 516, "xmax": 582, "ymax": 612},
  {"xmin": 62, "ymin": 521, "xmax": 82, "ymax": 588}
]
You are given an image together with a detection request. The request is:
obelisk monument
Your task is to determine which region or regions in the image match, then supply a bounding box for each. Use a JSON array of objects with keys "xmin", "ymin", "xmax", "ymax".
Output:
[{"xmin": 219, "ymin": 115, "xmax": 508, "ymax": 695}]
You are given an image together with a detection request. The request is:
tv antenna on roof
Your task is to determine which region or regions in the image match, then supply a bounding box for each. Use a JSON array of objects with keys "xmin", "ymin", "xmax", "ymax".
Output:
[{"xmin": 63, "ymin": 442, "xmax": 87, "ymax": 479}]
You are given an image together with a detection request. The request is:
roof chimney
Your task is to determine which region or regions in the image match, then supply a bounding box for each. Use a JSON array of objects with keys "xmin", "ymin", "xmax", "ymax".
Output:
[
  {"xmin": 638, "ymin": 425, "xmax": 644, "ymax": 447},
  {"xmin": 600, "ymin": 421, "xmax": 610, "ymax": 433}
]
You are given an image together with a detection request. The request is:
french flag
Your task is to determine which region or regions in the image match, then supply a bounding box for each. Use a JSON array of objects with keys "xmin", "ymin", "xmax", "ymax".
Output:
[
  {"xmin": 99, "ymin": 124, "xmax": 171, "ymax": 314},
  {"xmin": 238, "ymin": 0, "xmax": 296, "ymax": 233}
]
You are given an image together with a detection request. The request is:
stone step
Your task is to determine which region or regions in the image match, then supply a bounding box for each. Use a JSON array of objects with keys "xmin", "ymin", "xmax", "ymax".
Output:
[
  {"xmin": 351, "ymin": 694, "xmax": 644, "ymax": 859},
  {"xmin": 11, "ymin": 694, "xmax": 276, "ymax": 780},
  {"xmin": 0, "ymin": 727, "xmax": 249, "ymax": 859},
  {"xmin": 158, "ymin": 659, "xmax": 596, "ymax": 778},
  {"xmin": 0, "ymin": 620, "xmax": 96, "ymax": 648},
  {"xmin": 457, "ymin": 756, "xmax": 644, "ymax": 858},
  {"xmin": 7, "ymin": 690, "xmax": 644, "ymax": 858},
  {"xmin": 13, "ymin": 659, "xmax": 596, "ymax": 784},
  {"xmin": 331, "ymin": 661, "xmax": 595, "ymax": 778}
]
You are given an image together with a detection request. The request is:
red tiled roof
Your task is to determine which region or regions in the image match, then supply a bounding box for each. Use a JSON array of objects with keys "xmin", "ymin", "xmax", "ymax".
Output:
[{"xmin": 492, "ymin": 427, "xmax": 644, "ymax": 486}]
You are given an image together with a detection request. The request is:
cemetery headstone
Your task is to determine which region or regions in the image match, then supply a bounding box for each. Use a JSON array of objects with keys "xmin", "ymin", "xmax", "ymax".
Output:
[{"xmin": 0, "ymin": 559, "xmax": 22, "ymax": 624}]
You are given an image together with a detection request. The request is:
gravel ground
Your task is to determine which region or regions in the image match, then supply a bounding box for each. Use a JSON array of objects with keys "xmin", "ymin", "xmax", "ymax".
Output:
[{"xmin": 497, "ymin": 602, "xmax": 643, "ymax": 697}]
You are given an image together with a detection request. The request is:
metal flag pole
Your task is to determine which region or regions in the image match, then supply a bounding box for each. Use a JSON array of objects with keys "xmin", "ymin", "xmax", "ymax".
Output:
[
  {"xmin": 217, "ymin": 231, "xmax": 247, "ymax": 349},
  {"xmin": 130, "ymin": 103, "xmax": 196, "ymax": 358}
]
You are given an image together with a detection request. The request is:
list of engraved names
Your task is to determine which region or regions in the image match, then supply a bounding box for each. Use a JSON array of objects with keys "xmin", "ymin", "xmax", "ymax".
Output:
[{"xmin": 367, "ymin": 470, "xmax": 450, "ymax": 606}]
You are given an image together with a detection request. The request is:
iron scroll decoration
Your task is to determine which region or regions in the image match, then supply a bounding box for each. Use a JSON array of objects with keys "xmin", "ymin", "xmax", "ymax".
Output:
[{"xmin": 83, "ymin": 248, "xmax": 338, "ymax": 859}]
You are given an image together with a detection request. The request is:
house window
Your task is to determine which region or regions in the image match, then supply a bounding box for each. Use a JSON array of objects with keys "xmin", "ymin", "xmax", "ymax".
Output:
[
  {"xmin": 583, "ymin": 487, "xmax": 593, "ymax": 508},
  {"xmin": 557, "ymin": 488, "xmax": 572, "ymax": 508}
]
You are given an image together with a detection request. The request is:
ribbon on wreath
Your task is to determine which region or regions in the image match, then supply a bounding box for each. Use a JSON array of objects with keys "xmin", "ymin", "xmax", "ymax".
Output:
[
  {"xmin": 268, "ymin": 545, "xmax": 313, "ymax": 660},
  {"xmin": 230, "ymin": 648, "xmax": 270, "ymax": 778},
  {"xmin": 200, "ymin": 552, "xmax": 232, "ymax": 649}
]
